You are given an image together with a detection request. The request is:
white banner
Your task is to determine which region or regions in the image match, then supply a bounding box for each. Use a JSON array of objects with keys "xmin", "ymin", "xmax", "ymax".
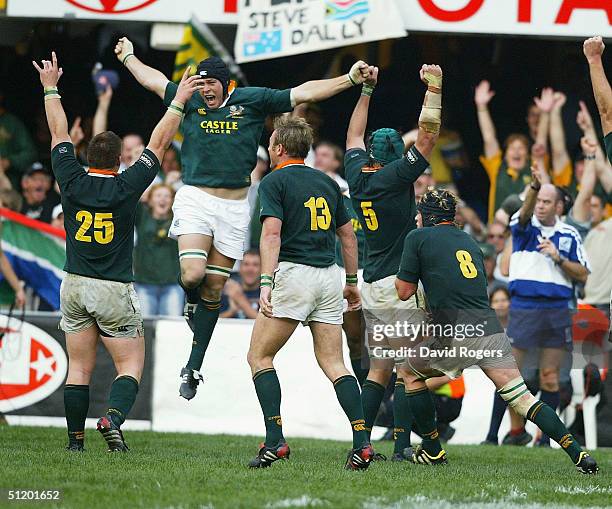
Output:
[
  {"xmin": 6, "ymin": 0, "xmax": 238, "ymax": 24},
  {"xmin": 399, "ymin": 0, "xmax": 612, "ymax": 38},
  {"xmin": 152, "ymin": 318, "xmax": 512, "ymax": 444},
  {"xmin": 234, "ymin": 0, "xmax": 406, "ymax": 63}
]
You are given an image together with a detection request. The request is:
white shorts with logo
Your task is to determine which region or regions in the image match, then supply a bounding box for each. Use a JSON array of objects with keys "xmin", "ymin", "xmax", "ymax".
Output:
[
  {"xmin": 169, "ymin": 185, "xmax": 250, "ymax": 261},
  {"xmin": 272, "ymin": 261, "xmax": 343, "ymax": 325},
  {"xmin": 59, "ymin": 273, "xmax": 143, "ymax": 338},
  {"xmin": 361, "ymin": 274, "xmax": 427, "ymax": 361}
]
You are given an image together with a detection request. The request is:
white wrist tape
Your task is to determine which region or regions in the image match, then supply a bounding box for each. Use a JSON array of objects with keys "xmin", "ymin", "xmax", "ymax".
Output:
[{"xmin": 418, "ymin": 90, "xmax": 442, "ymax": 134}]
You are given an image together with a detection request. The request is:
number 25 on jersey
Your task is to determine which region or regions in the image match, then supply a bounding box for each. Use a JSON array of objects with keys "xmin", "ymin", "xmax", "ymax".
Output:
[{"xmin": 75, "ymin": 211, "xmax": 114, "ymax": 244}]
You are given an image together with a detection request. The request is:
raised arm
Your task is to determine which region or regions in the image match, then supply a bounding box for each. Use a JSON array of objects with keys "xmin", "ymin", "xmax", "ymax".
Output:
[
  {"xmin": 577, "ymin": 101, "xmax": 608, "ymax": 164},
  {"xmin": 572, "ymin": 137, "xmax": 598, "ymax": 223},
  {"xmin": 115, "ymin": 37, "xmax": 170, "ymax": 100},
  {"xmin": 519, "ymin": 166, "xmax": 542, "ymax": 226},
  {"xmin": 533, "ymin": 87, "xmax": 555, "ymax": 151},
  {"xmin": 549, "ymin": 92, "xmax": 570, "ymax": 174},
  {"xmin": 595, "ymin": 159, "xmax": 612, "ymax": 193},
  {"xmin": 415, "ymin": 64, "xmax": 443, "ymax": 160},
  {"xmin": 32, "ymin": 52, "xmax": 69, "ymax": 149},
  {"xmin": 584, "ymin": 37, "xmax": 612, "ymax": 136},
  {"xmin": 146, "ymin": 67, "xmax": 204, "ymax": 162},
  {"xmin": 93, "ymin": 85, "xmax": 113, "ymax": 136},
  {"xmin": 291, "ymin": 61, "xmax": 371, "ymax": 106},
  {"xmin": 474, "ymin": 80, "xmax": 500, "ymax": 158},
  {"xmin": 346, "ymin": 67, "xmax": 378, "ymax": 150}
]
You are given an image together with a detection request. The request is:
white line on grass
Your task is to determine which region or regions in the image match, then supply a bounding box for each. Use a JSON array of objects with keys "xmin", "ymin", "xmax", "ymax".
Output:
[{"xmin": 265, "ymin": 496, "xmax": 328, "ymax": 508}]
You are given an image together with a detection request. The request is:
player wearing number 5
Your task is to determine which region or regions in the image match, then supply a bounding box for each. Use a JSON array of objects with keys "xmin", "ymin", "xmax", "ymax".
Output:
[
  {"xmin": 247, "ymin": 117, "xmax": 373, "ymax": 470},
  {"xmin": 343, "ymin": 64, "xmax": 442, "ymax": 461},
  {"xmin": 33, "ymin": 53, "xmax": 203, "ymax": 452}
]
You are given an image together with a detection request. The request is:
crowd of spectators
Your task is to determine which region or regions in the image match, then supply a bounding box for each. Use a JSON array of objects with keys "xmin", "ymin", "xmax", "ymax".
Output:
[
  {"xmin": 0, "ymin": 67, "xmax": 610, "ymax": 324},
  {"xmin": 0, "ymin": 45, "xmax": 610, "ymax": 447}
]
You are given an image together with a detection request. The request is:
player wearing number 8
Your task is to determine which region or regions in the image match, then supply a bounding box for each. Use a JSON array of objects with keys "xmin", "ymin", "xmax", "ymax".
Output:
[
  {"xmin": 34, "ymin": 52, "xmax": 203, "ymax": 452},
  {"xmin": 394, "ymin": 189, "xmax": 598, "ymax": 473}
]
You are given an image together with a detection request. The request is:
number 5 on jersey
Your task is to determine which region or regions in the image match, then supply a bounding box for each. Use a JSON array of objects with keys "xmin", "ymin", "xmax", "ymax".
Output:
[
  {"xmin": 75, "ymin": 211, "xmax": 114, "ymax": 244},
  {"xmin": 360, "ymin": 201, "xmax": 378, "ymax": 231}
]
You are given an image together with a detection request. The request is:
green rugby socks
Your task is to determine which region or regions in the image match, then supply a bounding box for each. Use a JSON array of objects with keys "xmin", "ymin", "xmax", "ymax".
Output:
[
  {"xmin": 186, "ymin": 298, "xmax": 221, "ymax": 371},
  {"xmin": 333, "ymin": 375, "xmax": 369, "ymax": 449},
  {"xmin": 350, "ymin": 358, "xmax": 369, "ymax": 387},
  {"xmin": 393, "ymin": 378, "xmax": 413, "ymax": 454},
  {"xmin": 64, "ymin": 384, "xmax": 89, "ymax": 446},
  {"xmin": 361, "ymin": 379, "xmax": 386, "ymax": 440},
  {"xmin": 537, "ymin": 390, "xmax": 560, "ymax": 446},
  {"xmin": 526, "ymin": 401, "xmax": 583, "ymax": 463},
  {"xmin": 107, "ymin": 375, "xmax": 139, "ymax": 427},
  {"xmin": 406, "ymin": 386, "xmax": 442, "ymax": 456},
  {"xmin": 253, "ymin": 368, "xmax": 284, "ymax": 447}
]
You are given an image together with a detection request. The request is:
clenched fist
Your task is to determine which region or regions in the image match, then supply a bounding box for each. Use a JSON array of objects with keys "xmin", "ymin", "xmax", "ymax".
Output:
[
  {"xmin": 420, "ymin": 64, "xmax": 442, "ymax": 91},
  {"xmin": 584, "ymin": 36, "xmax": 605, "ymax": 64},
  {"xmin": 348, "ymin": 60, "xmax": 371, "ymax": 86},
  {"xmin": 115, "ymin": 37, "xmax": 134, "ymax": 64}
]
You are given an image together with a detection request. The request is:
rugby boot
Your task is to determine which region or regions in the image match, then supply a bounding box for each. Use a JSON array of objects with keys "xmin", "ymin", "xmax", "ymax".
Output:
[
  {"xmin": 344, "ymin": 444, "xmax": 374, "ymax": 470},
  {"xmin": 575, "ymin": 452, "xmax": 599, "ymax": 474},
  {"xmin": 411, "ymin": 444, "xmax": 448, "ymax": 465},
  {"xmin": 179, "ymin": 367, "xmax": 203, "ymax": 400},
  {"xmin": 97, "ymin": 415, "xmax": 129, "ymax": 452},
  {"xmin": 502, "ymin": 429, "xmax": 532, "ymax": 446},
  {"xmin": 391, "ymin": 446, "xmax": 414, "ymax": 462},
  {"xmin": 248, "ymin": 441, "xmax": 290, "ymax": 468}
]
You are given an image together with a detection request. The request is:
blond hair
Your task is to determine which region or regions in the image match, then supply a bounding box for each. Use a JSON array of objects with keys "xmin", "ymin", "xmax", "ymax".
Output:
[{"xmin": 272, "ymin": 116, "xmax": 313, "ymax": 159}]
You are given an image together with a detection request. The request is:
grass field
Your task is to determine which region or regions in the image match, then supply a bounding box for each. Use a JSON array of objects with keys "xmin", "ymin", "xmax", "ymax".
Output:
[{"xmin": 1, "ymin": 426, "xmax": 611, "ymax": 509}]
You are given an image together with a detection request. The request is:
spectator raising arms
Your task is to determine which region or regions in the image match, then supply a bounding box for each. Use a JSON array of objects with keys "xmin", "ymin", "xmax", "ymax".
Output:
[
  {"xmin": 475, "ymin": 81, "xmax": 530, "ymax": 223},
  {"xmin": 134, "ymin": 183, "xmax": 182, "ymax": 316}
]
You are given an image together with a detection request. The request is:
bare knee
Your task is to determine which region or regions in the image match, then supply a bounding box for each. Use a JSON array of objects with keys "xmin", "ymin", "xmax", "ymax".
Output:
[
  {"xmin": 317, "ymin": 356, "xmax": 349, "ymax": 382},
  {"xmin": 539, "ymin": 368, "xmax": 559, "ymax": 392},
  {"xmin": 66, "ymin": 364, "xmax": 94, "ymax": 385},
  {"xmin": 201, "ymin": 275, "xmax": 227, "ymax": 301},
  {"xmin": 367, "ymin": 366, "xmax": 392, "ymax": 386},
  {"xmin": 247, "ymin": 348, "xmax": 274, "ymax": 375},
  {"xmin": 181, "ymin": 263, "xmax": 206, "ymax": 289}
]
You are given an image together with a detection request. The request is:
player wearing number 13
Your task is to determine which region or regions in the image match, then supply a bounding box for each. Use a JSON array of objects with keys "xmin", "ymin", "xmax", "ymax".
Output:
[
  {"xmin": 247, "ymin": 117, "xmax": 373, "ymax": 470},
  {"xmin": 33, "ymin": 53, "xmax": 203, "ymax": 453}
]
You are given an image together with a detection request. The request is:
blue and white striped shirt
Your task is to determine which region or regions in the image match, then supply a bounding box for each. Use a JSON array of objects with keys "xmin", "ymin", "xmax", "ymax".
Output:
[{"xmin": 509, "ymin": 212, "xmax": 590, "ymax": 308}]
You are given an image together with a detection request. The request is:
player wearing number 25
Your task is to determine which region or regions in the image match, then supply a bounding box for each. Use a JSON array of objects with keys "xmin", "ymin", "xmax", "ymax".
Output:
[{"xmin": 33, "ymin": 52, "xmax": 203, "ymax": 453}]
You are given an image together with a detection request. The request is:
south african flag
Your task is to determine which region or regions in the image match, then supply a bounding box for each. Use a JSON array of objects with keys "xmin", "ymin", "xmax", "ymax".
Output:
[{"xmin": 325, "ymin": 0, "xmax": 370, "ymax": 21}]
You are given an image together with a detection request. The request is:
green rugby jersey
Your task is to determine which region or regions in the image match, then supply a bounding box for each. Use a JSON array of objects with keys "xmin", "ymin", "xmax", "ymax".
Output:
[
  {"xmin": 259, "ymin": 162, "xmax": 350, "ymax": 268},
  {"xmin": 344, "ymin": 146, "xmax": 429, "ymax": 283},
  {"xmin": 605, "ymin": 132, "xmax": 612, "ymax": 166},
  {"xmin": 335, "ymin": 194, "xmax": 365, "ymax": 269},
  {"xmin": 51, "ymin": 142, "xmax": 159, "ymax": 283},
  {"xmin": 398, "ymin": 224, "xmax": 503, "ymax": 335},
  {"xmin": 164, "ymin": 83, "xmax": 292, "ymax": 189}
]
